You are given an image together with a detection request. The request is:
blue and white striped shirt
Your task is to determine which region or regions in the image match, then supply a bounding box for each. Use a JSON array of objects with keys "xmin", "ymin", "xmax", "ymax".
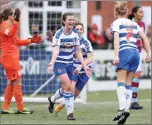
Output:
[
  {"xmin": 52, "ymin": 28, "xmax": 81, "ymax": 63},
  {"xmin": 110, "ymin": 18, "xmax": 140, "ymax": 52}
]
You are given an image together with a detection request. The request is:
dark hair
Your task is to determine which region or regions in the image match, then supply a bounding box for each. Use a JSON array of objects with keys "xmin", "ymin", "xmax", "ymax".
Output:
[
  {"xmin": 128, "ymin": 6, "xmax": 141, "ymax": 20},
  {"xmin": 0, "ymin": 8, "xmax": 13, "ymax": 24},
  {"xmin": 74, "ymin": 22, "xmax": 84, "ymax": 30},
  {"xmin": 62, "ymin": 12, "xmax": 74, "ymax": 26}
]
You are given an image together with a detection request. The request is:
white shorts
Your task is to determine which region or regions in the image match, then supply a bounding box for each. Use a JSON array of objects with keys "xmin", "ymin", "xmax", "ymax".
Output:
[{"xmin": 136, "ymin": 53, "xmax": 142, "ymax": 72}]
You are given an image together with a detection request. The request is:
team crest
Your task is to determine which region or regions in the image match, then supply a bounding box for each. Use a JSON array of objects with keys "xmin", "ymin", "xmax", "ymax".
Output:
[{"xmin": 58, "ymin": 69, "xmax": 62, "ymax": 73}]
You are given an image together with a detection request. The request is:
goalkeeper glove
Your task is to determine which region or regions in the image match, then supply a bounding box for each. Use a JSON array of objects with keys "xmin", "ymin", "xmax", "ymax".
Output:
[
  {"xmin": 13, "ymin": 8, "xmax": 21, "ymax": 22},
  {"xmin": 30, "ymin": 34, "xmax": 42, "ymax": 44}
]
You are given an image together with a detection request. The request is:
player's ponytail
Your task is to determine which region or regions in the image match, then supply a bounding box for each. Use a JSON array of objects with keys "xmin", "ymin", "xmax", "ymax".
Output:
[
  {"xmin": 0, "ymin": 13, "xmax": 4, "ymax": 24},
  {"xmin": 128, "ymin": 6, "xmax": 141, "ymax": 20},
  {"xmin": 115, "ymin": 1, "xmax": 128, "ymax": 16}
]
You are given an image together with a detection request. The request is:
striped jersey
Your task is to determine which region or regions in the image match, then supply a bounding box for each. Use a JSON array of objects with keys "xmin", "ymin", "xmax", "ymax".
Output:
[
  {"xmin": 73, "ymin": 36, "xmax": 93, "ymax": 73},
  {"xmin": 52, "ymin": 28, "xmax": 81, "ymax": 63},
  {"xmin": 110, "ymin": 18, "xmax": 140, "ymax": 52}
]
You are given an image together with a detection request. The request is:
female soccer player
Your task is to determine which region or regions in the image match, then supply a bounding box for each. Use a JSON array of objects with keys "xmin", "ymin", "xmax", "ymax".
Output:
[
  {"xmin": 128, "ymin": 6, "xmax": 145, "ymax": 110},
  {"xmin": 111, "ymin": 2, "xmax": 151, "ymax": 124},
  {"xmin": 0, "ymin": 8, "xmax": 41, "ymax": 114},
  {"xmin": 47, "ymin": 13, "xmax": 91, "ymax": 120},
  {"xmin": 54, "ymin": 22, "xmax": 93, "ymax": 114}
]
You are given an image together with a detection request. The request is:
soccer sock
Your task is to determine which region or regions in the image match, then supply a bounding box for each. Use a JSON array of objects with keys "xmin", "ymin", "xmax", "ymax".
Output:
[
  {"xmin": 13, "ymin": 84, "xmax": 24, "ymax": 112},
  {"xmin": 51, "ymin": 88, "xmax": 63, "ymax": 103},
  {"xmin": 63, "ymin": 92, "xmax": 73, "ymax": 115},
  {"xmin": 70, "ymin": 94, "xmax": 74, "ymax": 113},
  {"xmin": 117, "ymin": 82, "xmax": 126, "ymax": 110},
  {"xmin": 131, "ymin": 78, "xmax": 140, "ymax": 103},
  {"xmin": 125, "ymin": 85, "xmax": 132, "ymax": 110},
  {"xmin": 2, "ymin": 84, "xmax": 13, "ymax": 110}
]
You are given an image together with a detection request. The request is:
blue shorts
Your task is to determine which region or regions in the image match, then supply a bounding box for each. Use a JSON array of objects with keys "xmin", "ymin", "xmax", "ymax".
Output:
[
  {"xmin": 73, "ymin": 73, "xmax": 89, "ymax": 91},
  {"xmin": 116, "ymin": 49, "xmax": 140, "ymax": 73},
  {"xmin": 53, "ymin": 62, "xmax": 74, "ymax": 81}
]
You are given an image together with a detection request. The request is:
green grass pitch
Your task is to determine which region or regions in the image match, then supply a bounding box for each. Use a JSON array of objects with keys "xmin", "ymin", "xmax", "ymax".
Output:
[{"xmin": 0, "ymin": 89, "xmax": 151, "ymax": 124}]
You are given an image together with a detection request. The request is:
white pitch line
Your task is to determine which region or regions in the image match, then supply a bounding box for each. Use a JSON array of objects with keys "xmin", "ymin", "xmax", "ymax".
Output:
[
  {"xmin": 27, "ymin": 99, "xmax": 151, "ymax": 108},
  {"xmin": 86, "ymin": 99, "xmax": 151, "ymax": 105}
]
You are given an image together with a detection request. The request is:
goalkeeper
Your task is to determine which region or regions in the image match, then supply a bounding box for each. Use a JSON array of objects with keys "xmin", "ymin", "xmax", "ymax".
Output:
[
  {"xmin": 0, "ymin": 8, "xmax": 41, "ymax": 114},
  {"xmin": 47, "ymin": 22, "xmax": 93, "ymax": 114}
]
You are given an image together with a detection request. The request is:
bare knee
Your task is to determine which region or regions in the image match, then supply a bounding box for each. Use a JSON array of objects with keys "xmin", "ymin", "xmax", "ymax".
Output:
[
  {"xmin": 116, "ymin": 69, "xmax": 127, "ymax": 83},
  {"xmin": 59, "ymin": 74, "xmax": 72, "ymax": 92}
]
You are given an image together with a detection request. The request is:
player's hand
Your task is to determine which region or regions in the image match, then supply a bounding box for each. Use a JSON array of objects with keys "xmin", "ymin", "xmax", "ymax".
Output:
[
  {"xmin": 46, "ymin": 30, "xmax": 53, "ymax": 41},
  {"xmin": 14, "ymin": 8, "xmax": 21, "ymax": 22},
  {"xmin": 145, "ymin": 54, "xmax": 151, "ymax": 63},
  {"xmin": 31, "ymin": 34, "xmax": 42, "ymax": 44},
  {"xmin": 113, "ymin": 56, "xmax": 119, "ymax": 66},
  {"xmin": 73, "ymin": 65, "xmax": 82, "ymax": 75},
  {"xmin": 84, "ymin": 66, "xmax": 92, "ymax": 78},
  {"xmin": 47, "ymin": 62, "xmax": 54, "ymax": 74}
]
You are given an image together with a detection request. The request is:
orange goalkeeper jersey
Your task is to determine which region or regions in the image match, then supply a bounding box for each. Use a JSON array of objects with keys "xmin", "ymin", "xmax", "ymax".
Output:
[{"xmin": 0, "ymin": 21, "xmax": 31, "ymax": 57}]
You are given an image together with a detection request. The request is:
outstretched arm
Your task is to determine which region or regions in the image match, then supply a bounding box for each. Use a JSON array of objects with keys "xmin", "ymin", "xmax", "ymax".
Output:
[
  {"xmin": 138, "ymin": 29, "xmax": 151, "ymax": 62},
  {"xmin": 15, "ymin": 35, "xmax": 42, "ymax": 46}
]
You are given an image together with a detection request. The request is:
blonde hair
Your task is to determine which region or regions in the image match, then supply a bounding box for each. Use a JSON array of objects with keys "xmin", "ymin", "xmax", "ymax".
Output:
[{"xmin": 115, "ymin": 1, "xmax": 128, "ymax": 16}]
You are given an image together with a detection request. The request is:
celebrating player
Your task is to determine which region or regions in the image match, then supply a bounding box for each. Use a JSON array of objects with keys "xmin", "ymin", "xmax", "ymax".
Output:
[
  {"xmin": 54, "ymin": 22, "xmax": 93, "ymax": 114},
  {"xmin": 128, "ymin": 6, "xmax": 145, "ymax": 110},
  {"xmin": 47, "ymin": 13, "xmax": 91, "ymax": 120},
  {"xmin": 0, "ymin": 8, "xmax": 42, "ymax": 114},
  {"xmin": 111, "ymin": 1, "xmax": 151, "ymax": 124}
]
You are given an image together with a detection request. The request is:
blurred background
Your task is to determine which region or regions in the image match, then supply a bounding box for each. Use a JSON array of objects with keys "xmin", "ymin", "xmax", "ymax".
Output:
[
  {"xmin": 0, "ymin": 1, "xmax": 151, "ymax": 124},
  {"xmin": 0, "ymin": 0, "xmax": 151, "ymax": 101}
]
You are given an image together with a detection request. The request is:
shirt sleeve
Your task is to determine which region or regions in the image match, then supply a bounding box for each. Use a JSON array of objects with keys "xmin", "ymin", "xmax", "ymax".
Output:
[
  {"xmin": 3, "ymin": 21, "xmax": 19, "ymax": 37},
  {"xmin": 14, "ymin": 36, "xmax": 31, "ymax": 46},
  {"xmin": 52, "ymin": 32, "xmax": 60, "ymax": 47},
  {"xmin": 74, "ymin": 33, "xmax": 81, "ymax": 46},
  {"xmin": 110, "ymin": 20, "xmax": 119, "ymax": 34},
  {"xmin": 85, "ymin": 39, "xmax": 93, "ymax": 53}
]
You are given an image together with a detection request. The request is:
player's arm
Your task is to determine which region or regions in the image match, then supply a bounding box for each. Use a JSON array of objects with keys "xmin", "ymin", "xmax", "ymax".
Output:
[
  {"xmin": 75, "ymin": 45, "xmax": 91, "ymax": 77},
  {"xmin": 47, "ymin": 34, "xmax": 60, "ymax": 73},
  {"xmin": 77, "ymin": 52, "xmax": 93, "ymax": 70},
  {"xmin": 110, "ymin": 21, "xmax": 120, "ymax": 65},
  {"xmin": 77, "ymin": 41, "xmax": 93, "ymax": 69},
  {"xmin": 49, "ymin": 46, "xmax": 59, "ymax": 65},
  {"xmin": 138, "ymin": 29, "xmax": 151, "ymax": 62},
  {"xmin": 113, "ymin": 32, "xmax": 119, "ymax": 59},
  {"xmin": 15, "ymin": 35, "xmax": 42, "ymax": 46}
]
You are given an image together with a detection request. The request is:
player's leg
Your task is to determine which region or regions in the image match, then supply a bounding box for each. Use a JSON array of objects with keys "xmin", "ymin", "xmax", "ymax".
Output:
[
  {"xmin": 113, "ymin": 69, "xmax": 127, "ymax": 121},
  {"xmin": 1, "ymin": 80, "xmax": 14, "ymax": 114},
  {"xmin": 131, "ymin": 53, "xmax": 143, "ymax": 110},
  {"xmin": 49, "ymin": 63, "xmax": 75, "ymax": 120},
  {"xmin": 49, "ymin": 87, "xmax": 63, "ymax": 105},
  {"xmin": 74, "ymin": 73, "xmax": 89, "ymax": 98},
  {"xmin": 48, "ymin": 63, "xmax": 67, "ymax": 113},
  {"xmin": 1, "ymin": 55, "xmax": 15, "ymax": 114},
  {"xmin": 113, "ymin": 50, "xmax": 132, "ymax": 121},
  {"xmin": 55, "ymin": 73, "xmax": 78, "ymax": 114},
  {"xmin": 117, "ymin": 50, "xmax": 139, "ymax": 124},
  {"xmin": 8, "ymin": 57, "xmax": 33, "ymax": 114},
  {"xmin": 59, "ymin": 74, "xmax": 75, "ymax": 120},
  {"xmin": 117, "ymin": 72, "xmax": 133, "ymax": 124}
]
